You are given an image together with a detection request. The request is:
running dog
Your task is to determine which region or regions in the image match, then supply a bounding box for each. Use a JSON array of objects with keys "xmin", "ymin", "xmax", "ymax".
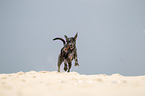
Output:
[{"xmin": 53, "ymin": 33, "xmax": 79, "ymax": 72}]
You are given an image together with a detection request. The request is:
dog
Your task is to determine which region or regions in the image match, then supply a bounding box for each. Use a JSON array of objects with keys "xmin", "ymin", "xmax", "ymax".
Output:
[{"xmin": 53, "ymin": 33, "xmax": 79, "ymax": 72}]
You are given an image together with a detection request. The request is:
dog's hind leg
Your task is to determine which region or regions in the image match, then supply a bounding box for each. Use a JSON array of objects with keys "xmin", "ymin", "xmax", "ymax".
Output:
[
  {"xmin": 67, "ymin": 62, "xmax": 72, "ymax": 72},
  {"xmin": 58, "ymin": 55, "xmax": 63, "ymax": 72},
  {"xmin": 58, "ymin": 60, "xmax": 63, "ymax": 72}
]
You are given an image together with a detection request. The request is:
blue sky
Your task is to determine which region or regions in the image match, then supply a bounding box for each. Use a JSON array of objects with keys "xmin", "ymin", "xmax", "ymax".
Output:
[{"xmin": 0, "ymin": 0, "xmax": 145, "ymax": 75}]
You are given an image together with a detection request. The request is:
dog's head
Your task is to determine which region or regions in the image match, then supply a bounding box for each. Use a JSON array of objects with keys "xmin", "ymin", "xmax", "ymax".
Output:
[{"xmin": 64, "ymin": 33, "xmax": 78, "ymax": 50}]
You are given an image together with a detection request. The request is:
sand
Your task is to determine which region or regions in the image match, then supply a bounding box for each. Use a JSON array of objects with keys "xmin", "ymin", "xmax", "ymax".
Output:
[{"xmin": 0, "ymin": 71, "xmax": 145, "ymax": 96}]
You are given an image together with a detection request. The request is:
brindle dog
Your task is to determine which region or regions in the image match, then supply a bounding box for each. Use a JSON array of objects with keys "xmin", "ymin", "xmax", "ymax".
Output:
[{"xmin": 53, "ymin": 33, "xmax": 79, "ymax": 72}]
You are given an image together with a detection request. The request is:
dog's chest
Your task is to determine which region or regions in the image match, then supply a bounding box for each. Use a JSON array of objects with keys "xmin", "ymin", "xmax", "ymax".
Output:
[{"xmin": 67, "ymin": 52, "xmax": 74, "ymax": 60}]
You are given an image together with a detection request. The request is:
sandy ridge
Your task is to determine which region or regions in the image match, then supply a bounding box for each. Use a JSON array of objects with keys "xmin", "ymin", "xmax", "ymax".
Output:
[{"xmin": 0, "ymin": 71, "xmax": 145, "ymax": 96}]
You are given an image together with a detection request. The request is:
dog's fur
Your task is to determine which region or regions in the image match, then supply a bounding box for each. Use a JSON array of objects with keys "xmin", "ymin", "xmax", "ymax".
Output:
[{"xmin": 53, "ymin": 33, "xmax": 79, "ymax": 72}]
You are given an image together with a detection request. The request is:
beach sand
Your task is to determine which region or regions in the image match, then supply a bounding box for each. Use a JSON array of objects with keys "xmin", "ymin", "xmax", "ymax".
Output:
[{"xmin": 0, "ymin": 71, "xmax": 145, "ymax": 96}]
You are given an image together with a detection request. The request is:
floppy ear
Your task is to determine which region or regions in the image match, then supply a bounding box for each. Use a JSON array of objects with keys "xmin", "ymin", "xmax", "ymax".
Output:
[
  {"xmin": 74, "ymin": 32, "xmax": 78, "ymax": 40},
  {"xmin": 64, "ymin": 35, "xmax": 68, "ymax": 39}
]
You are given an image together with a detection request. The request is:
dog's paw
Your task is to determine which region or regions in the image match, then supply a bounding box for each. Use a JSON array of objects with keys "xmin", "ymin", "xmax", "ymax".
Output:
[
  {"xmin": 75, "ymin": 63, "xmax": 79, "ymax": 67},
  {"xmin": 64, "ymin": 67, "xmax": 67, "ymax": 71}
]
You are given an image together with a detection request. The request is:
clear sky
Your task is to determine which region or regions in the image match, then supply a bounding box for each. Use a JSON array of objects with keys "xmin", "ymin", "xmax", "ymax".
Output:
[{"xmin": 0, "ymin": 0, "xmax": 145, "ymax": 75}]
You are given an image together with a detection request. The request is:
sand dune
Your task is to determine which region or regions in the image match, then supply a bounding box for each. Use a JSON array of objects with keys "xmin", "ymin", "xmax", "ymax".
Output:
[{"xmin": 0, "ymin": 71, "xmax": 145, "ymax": 96}]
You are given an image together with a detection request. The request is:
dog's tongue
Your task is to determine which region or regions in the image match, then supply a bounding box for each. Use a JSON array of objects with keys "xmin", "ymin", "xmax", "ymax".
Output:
[{"xmin": 64, "ymin": 46, "xmax": 70, "ymax": 51}]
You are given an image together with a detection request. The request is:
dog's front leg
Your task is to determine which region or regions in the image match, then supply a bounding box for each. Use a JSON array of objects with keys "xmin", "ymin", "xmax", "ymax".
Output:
[
  {"xmin": 64, "ymin": 60, "xmax": 68, "ymax": 71},
  {"xmin": 67, "ymin": 62, "xmax": 72, "ymax": 72},
  {"xmin": 74, "ymin": 50, "xmax": 79, "ymax": 66}
]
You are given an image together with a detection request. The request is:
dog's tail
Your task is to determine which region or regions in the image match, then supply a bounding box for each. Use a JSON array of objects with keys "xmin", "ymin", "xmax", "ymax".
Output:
[{"xmin": 53, "ymin": 37, "xmax": 65, "ymax": 45}]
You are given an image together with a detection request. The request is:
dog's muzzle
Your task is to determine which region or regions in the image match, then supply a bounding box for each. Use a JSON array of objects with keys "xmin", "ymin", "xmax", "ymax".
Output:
[{"xmin": 70, "ymin": 46, "xmax": 74, "ymax": 50}]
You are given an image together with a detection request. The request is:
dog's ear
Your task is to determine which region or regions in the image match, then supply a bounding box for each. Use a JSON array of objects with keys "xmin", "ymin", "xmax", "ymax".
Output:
[
  {"xmin": 74, "ymin": 32, "xmax": 78, "ymax": 40},
  {"xmin": 64, "ymin": 35, "xmax": 68, "ymax": 39}
]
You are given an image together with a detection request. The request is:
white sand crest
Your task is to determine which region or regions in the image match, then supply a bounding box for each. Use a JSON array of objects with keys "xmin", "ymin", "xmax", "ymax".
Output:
[{"xmin": 0, "ymin": 71, "xmax": 145, "ymax": 96}]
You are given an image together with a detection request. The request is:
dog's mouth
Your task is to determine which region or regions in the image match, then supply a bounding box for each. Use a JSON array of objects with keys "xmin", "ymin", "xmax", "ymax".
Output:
[
  {"xmin": 64, "ymin": 46, "xmax": 74, "ymax": 51},
  {"xmin": 64, "ymin": 46, "xmax": 69, "ymax": 51}
]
